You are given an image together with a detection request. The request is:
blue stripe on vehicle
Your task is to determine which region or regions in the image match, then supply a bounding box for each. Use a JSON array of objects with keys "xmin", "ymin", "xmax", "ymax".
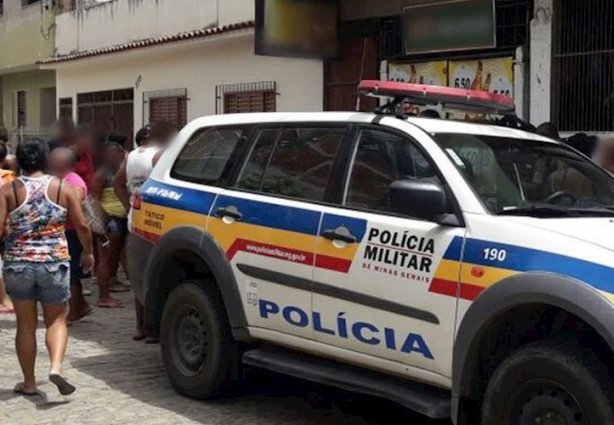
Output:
[
  {"xmin": 213, "ymin": 195, "xmax": 322, "ymax": 236},
  {"xmin": 444, "ymin": 236, "xmax": 614, "ymax": 294},
  {"xmin": 319, "ymin": 213, "xmax": 368, "ymax": 242},
  {"xmin": 140, "ymin": 180, "xmax": 216, "ymax": 215}
]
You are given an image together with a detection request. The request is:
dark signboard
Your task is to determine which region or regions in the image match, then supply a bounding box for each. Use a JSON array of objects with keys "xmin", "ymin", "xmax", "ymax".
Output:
[
  {"xmin": 255, "ymin": 0, "xmax": 339, "ymax": 59},
  {"xmin": 404, "ymin": 0, "xmax": 496, "ymax": 54}
]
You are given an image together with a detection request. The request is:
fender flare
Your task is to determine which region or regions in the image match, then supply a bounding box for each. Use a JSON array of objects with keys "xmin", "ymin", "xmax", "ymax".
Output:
[
  {"xmin": 143, "ymin": 226, "xmax": 248, "ymax": 337},
  {"xmin": 452, "ymin": 272, "xmax": 614, "ymax": 422}
]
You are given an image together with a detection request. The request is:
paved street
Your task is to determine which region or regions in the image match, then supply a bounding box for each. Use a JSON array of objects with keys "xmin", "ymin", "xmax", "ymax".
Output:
[{"xmin": 0, "ymin": 281, "xmax": 446, "ymax": 425}]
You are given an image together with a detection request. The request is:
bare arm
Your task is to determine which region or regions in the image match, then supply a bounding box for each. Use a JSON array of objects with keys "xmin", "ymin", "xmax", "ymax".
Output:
[
  {"xmin": 90, "ymin": 169, "xmax": 106, "ymax": 201},
  {"xmin": 65, "ymin": 186, "xmax": 95, "ymax": 272},
  {"xmin": 0, "ymin": 187, "xmax": 8, "ymax": 240},
  {"xmin": 152, "ymin": 150, "xmax": 163, "ymax": 167},
  {"xmin": 114, "ymin": 160, "xmax": 130, "ymax": 210}
]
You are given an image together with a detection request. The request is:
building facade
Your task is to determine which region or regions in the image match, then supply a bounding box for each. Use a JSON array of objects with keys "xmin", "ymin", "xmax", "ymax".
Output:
[
  {"xmin": 329, "ymin": 0, "xmax": 533, "ymax": 120},
  {"xmin": 0, "ymin": 0, "xmax": 605, "ymax": 142},
  {"xmin": 0, "ymin": 0, "xmax": 57, "ymax": 144},
  {"xmin": 42, "ymin": 0, "xmax": 324, "ymax": 143}
]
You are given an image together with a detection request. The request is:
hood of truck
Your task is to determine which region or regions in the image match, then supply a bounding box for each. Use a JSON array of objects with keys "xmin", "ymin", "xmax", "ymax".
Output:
[{"xmin": 506, "ymin": 217, "xmax": 614, "ymax": 253}]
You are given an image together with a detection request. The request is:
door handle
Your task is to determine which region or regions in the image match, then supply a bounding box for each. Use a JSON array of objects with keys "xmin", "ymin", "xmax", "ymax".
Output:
[
  {"xmin": 322, "ymin": 226, "xmax": 357, "ymax": 244},
  {"xmin": 215, "ymin": 206, "xmax": 243, "ymax": 221}
]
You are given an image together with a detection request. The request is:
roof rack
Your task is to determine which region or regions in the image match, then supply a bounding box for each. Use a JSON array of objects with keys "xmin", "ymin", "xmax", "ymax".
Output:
[{"xmin": 357, "ymin": 80, "xmax": 534, "ymax": 132}]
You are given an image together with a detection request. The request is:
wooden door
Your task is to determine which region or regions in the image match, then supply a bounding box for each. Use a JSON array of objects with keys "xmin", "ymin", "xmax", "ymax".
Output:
[{"xmin": 324, "ymin": 37, "xmax": 378, "ymax": 112}]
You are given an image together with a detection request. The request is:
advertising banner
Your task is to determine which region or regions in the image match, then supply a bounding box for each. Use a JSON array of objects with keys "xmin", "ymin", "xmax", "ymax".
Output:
[
  {"xmin": 403, "ymin": 0, "xmax": 496, "ymax": 54},
  {"xmin": 448, "ymin": 57, "xmax": 514, "ymax": 98},
  {"xmin": 255, "ymin": 0, "xmax": 339, "ymax": 59},
  {"xmin": 388, "ymin": 61, "xmax": 448, "ymax": 86}
]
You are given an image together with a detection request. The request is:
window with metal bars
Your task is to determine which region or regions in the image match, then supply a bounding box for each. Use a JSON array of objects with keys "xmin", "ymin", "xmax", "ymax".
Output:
[
  {"xmin": 216, "ymin": 82, "xmax": 277, "ymax": 114},
  {"xmin": 374, "ymin": 0, "xmax": 533, "ymax": 60},
  {"xmin": 144, "ymin": 88, "xmax": 188, "ymax": 128},
  {"xmin": 553, "ymin": 0, "xmax": 614, "ymax": 132},
  {"xmin": 77, "ymin": 88, "xmax": 133, "ymax": 140},
  {"xmin": 59, "ymin": 97, "xmax": 73, "ymax": 120}
]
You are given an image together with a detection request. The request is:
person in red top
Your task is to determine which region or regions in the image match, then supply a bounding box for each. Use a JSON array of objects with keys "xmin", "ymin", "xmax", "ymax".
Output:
[{"xmin": 71, "ymin": 127, "xmax": 96, "ymax": 188}]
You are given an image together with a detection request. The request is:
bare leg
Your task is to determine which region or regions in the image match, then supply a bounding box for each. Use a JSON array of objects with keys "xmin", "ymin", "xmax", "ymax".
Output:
[
  {"xmin": 97, "ymin": 233, "xmax": 124, "ymax": 307},
  {"xmin": 13, "ymin": 300, "xmax": 38, "ymax": 393},
  {"xmin": 0, "ymin": 278, "xmax": 14, "ymax": 311},
  {"xmin": 42, "ymin": 303, "xmax": 69, "ymax": 376},
  {"xmin": 67, "ymin": 277, "xmax": 91, "ymax": 322}
]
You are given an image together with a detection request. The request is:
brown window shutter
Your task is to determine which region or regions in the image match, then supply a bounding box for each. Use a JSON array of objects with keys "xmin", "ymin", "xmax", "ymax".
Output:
[
  {"xmin": 149, "ymin": 96, "xmax": 187, "ymax": 128},
  {"xmin": 224, "ymin": 90, "xmax": 276, "ymax": 114}
]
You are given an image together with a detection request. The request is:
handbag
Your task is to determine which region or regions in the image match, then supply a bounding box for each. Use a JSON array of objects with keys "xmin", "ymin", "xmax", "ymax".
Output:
[{"xmin": 82, "ymin": 195, "xmax": 109, "ymax": 235}]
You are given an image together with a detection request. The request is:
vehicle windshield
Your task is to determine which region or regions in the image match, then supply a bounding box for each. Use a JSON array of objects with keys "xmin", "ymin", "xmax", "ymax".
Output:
[{"xmin": 435, "ymin": 133, "xmax": 614, "ymax": 215}]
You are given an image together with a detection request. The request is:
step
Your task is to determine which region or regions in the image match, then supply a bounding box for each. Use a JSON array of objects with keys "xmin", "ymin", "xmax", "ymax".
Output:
[{"xmin": 242, "ymin": 346, "xmax": 451, "ymax": 419}]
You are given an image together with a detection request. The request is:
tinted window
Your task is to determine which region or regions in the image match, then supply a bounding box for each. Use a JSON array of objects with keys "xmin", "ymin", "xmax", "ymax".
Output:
[
  {"xmin": 171, "ymin": 126, "xmax": 249, "ymax": 185},
  {"xmin": 238, "ymin": 127, "xmax": 345, "ymax": 202},
  {"xmin": 345, "ymin": 129, "xmax": 439, "ymax": 213}
]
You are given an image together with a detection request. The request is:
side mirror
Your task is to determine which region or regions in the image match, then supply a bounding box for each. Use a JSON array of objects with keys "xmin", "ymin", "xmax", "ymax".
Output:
[{"xmin": 389, "ymin": 179, "xmax": 462, "ymax": 226}]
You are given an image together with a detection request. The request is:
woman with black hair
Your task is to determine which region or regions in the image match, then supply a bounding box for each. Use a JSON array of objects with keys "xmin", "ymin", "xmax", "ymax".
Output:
[{"xmin": 0, "ymin": 138, "xmax": 94, "ymax": 396}]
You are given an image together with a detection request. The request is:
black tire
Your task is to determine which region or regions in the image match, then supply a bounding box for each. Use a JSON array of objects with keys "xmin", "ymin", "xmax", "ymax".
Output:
[
  {"xmin": 160, "ymin": 280, "xmax": 238, "ymax": 399},
  {"xmin": 482, "ymin": 340, "xmax": 614, "ymax": 425}
]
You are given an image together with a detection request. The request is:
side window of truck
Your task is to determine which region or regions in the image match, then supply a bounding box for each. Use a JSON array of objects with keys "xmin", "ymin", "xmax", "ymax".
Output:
[
  {"xmin": 344, "ymin": 128, "xmax": 440, "ymax": 214},
  {"xmin": 237, "ymin": 126, "xmax": 346, "ymax": 202},
  {"xmin": 171, "ymin": 125, "xmax": 251, "ymax": 186}
]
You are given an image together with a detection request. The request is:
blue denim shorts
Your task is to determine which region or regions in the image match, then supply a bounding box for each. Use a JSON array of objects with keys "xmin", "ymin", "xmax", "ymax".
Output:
[{"xmin": 4, "ymin": 262, "xmax": 71, "ymax": 305}]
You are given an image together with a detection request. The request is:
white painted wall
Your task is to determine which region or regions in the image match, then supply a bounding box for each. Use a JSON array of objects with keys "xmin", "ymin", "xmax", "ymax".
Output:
[
  {"xmin": 54, "ymin": 33, "xmax": 323, "ymax": 133},
  {"xmin": 218, "ymin": 0, "xmax": 255, "ymax": 27},
  {"xmin": 55, "ymin": 0, "xmax": 257, "ymax": 56},
  {"xmin": 530, "ymin": 0, "xmax": 553, "ymax": 126}
]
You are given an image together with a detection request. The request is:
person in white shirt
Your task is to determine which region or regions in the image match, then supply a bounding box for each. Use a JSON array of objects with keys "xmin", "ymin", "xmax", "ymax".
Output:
[{"xmin": 114, "ymin": 122, "xmax": 178, "ymax": 341}]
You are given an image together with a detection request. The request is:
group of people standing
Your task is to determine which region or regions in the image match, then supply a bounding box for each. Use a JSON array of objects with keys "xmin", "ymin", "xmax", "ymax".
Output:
[{"xmin": 0, "ymin": 119, "xmax": 177, "ymax": 396}]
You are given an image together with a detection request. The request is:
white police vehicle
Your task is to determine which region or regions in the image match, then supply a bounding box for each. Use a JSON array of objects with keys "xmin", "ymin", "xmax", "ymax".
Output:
[{"xmin": 128, "ymin": 81, "xmax": 614, "ymax": 425}]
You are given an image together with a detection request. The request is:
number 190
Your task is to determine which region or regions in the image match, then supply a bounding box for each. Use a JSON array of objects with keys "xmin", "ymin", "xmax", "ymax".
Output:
[{"xmin": 483, "ymin": 248, "xmax": 507, "ymax": 262}]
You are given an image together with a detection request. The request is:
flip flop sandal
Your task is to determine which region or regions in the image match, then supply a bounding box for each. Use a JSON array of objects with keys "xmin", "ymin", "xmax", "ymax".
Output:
[
  {"xmin": 0, "ymin": 307, "xmax": 15, "ymax": 314},
  {"xmin": 14, "ymin": 383, "xmax": 38, "ymax": 396},
  {"xmin": 49, "ymin": 374, "xmax": 76, "ymax": 396}
]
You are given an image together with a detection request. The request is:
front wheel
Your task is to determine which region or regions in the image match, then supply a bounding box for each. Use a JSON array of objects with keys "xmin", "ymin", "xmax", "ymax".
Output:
[
  {"xmin": 481, "ymin": 340, "xmax": 614, "ymax": 425},
  {"xmin": 160, "ymin": 281, "xmax": 238, "ymax": 399}
]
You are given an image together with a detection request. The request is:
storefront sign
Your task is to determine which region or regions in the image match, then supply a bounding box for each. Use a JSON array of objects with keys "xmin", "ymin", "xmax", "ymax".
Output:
[
  {"xmin": 448, "ymin": 57, "xmax": 514, "ymax": 98},
  {"xmin": 388, "ymin": 61, "xmax": 448, "ymax": 86},
  {"xmin": 255, "ymin": 0, "xmax": 339, "ymax": 59},
  {"xmin": 403, "ymin": 0, "xmax": 496, "ymax": 54}
]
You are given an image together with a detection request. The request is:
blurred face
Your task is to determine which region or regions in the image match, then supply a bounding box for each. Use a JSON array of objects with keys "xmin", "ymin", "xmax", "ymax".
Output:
[
  {"xmin": 73, "ymin": 133, "xmax": 95, "ymax": 155},
  {"xmin": 48, "ymin": 150, "xmax": 72, "ymax": 178},
  {"xmin": 103, "ymin": 145, "xmax": 125, "ymax": 169}
]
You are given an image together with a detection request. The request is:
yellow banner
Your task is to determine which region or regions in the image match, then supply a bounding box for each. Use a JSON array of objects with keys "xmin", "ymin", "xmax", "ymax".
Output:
[
  {"xmin": 388, "ymin": 61, "xmax": 448, "ymax": 86},
  {"xmin": 448, "ymin": 57, "xmax": 514, "ymax": 98}
]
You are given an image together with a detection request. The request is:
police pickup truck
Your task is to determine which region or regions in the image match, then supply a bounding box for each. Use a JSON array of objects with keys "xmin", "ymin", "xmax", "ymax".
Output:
[{"xmin": 127, "ymin": 81, "xmax": 614, "ymax": 425}]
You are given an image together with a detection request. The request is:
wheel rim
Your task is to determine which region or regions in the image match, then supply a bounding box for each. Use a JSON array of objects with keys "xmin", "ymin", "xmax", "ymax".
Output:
[
  {"xmin": 171, "ymin": 304, "xmax": 208, "ymax": 376},
  {"xmin": 508, "ymin": 379, "xmax": 586, "ymax": 425}
]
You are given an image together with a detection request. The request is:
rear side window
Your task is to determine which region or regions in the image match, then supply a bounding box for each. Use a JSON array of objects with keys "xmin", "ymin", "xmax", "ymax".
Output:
[
  {"xmin": 237, "ymin": 126, "xmax": 345, "ymax": 202},
  {"xmin": 171, "ymin": 126, "xmax": 250, "ymax": 185}
]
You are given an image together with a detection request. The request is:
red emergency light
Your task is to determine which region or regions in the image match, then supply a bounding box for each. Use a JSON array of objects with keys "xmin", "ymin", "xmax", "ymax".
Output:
[{"xmin": 358, "ymin": 80, "xmax": 516, "ymax": 115}]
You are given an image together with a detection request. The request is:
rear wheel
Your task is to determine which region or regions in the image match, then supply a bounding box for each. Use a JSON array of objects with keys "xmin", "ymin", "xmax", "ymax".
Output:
[
  {"xmin": 160, "ymin": 280, "xmax": 238, "ymax": 399},
  {"xmin": 482, "ymin": 340, "xmax": 614, "ymax": 425}
]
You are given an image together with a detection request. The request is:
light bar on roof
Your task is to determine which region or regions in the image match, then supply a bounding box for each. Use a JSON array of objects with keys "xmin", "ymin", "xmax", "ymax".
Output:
[{"xmin": 358, "ymin": 80, "xmax": 516, "ymax": 115}]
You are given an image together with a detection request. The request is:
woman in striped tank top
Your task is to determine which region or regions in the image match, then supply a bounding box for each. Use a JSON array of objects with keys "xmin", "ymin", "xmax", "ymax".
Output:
[{"xmin": 0, "ymin": 139, "xmax": 94, "ymax": 397}]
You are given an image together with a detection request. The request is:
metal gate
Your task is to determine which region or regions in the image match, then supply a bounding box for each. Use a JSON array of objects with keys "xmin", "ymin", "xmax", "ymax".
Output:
[
  {"xmin": 553, "ymin": 0, "xmax": 614, "ymax": 132},
  {"xmin": 77, "ymin": 88, "xmax": 134, "ymax": 141}
]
